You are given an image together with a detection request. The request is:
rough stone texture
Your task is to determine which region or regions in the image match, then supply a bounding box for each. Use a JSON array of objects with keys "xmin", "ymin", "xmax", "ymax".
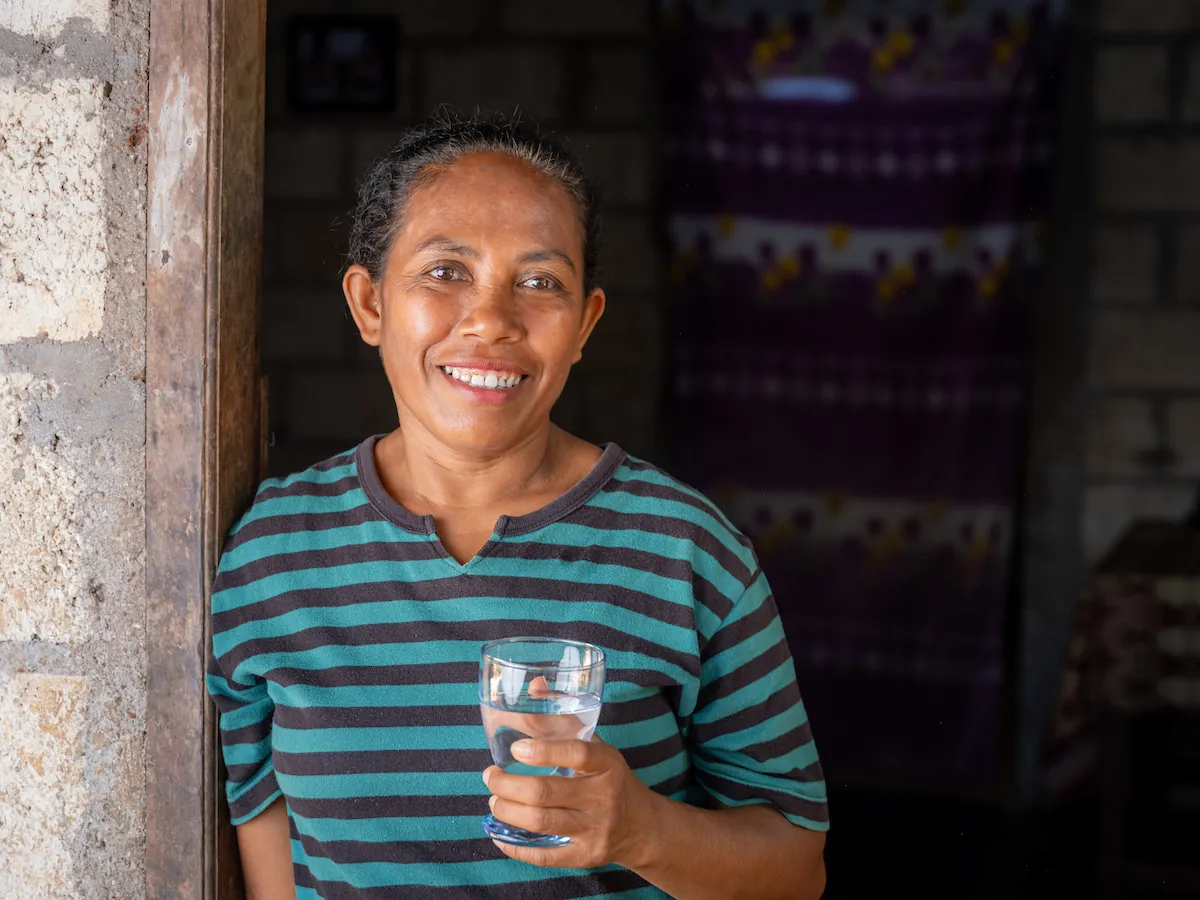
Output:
[
  {"xmin": 0, "ymin": 674, "xmax": 89, "ymax": 895},
  {"xmin": 1167, "ymin": 398, "xmax": 1200, "ymax": 475},
  {"xmin": 1177, "ymin": 225, "xmax": 1200, "ymax": 305},
  {"xmin": 1097, "ymin": 139, "xmax": 1200, "ymax": 212},
  {"xmin": 1100, "ymin": 0, "xmax": 1200, "ymax": 33},
  {"xmin": 1094, "ymin": 46, "xmax": 1169, "ymax": 122},
  {"xmin": 0, "ymin": 0, "xmax": 149, "ymax": 896},
  {"xmin": 1089, "ymin": 311, "xmax": 1200, "ymax": 389},
  {"xmin": 0, "ymin": 374, "xmax": 91, "ymax": 643},
  {"xmin": 1091, "ymin": 223, "xmax": 1158, "ymax": 305},
  {"xmin": 0, "ymin": 0, "xmax": 108, "ymax": 38},
  {"xmin": 1083, "ymin": 483, "xmax": 1198, "ymax": 562},
  {"xmin": 1085, "ymin": 396, "xmax": 1158, "ymax": 476},
  {"xmin": 0, "ymin": 78, "xmax": 108, "ymax": 343}
]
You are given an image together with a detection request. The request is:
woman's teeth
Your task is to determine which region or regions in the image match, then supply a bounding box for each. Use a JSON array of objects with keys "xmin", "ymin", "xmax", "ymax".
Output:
[{"xmin": 442, "ymin": 366, "xmax": 525, "ymax": 390}]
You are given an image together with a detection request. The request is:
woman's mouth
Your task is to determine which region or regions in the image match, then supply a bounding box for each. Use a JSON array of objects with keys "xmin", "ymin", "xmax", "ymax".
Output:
[{"xmin": 440, "ymin": 366, "xmax": 526, "ymax": 391}]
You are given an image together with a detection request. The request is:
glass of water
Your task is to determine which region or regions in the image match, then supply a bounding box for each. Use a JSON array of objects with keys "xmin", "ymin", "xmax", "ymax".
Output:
[{"xmin": 479, "ymin": 637, "xmax": 606, "ymax": 847}]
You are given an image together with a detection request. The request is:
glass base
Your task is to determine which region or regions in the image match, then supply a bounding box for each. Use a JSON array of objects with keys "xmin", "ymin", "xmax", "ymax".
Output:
[{"xmin": 483, "ymin": 813, "xmax": 571, "ymax": 848}]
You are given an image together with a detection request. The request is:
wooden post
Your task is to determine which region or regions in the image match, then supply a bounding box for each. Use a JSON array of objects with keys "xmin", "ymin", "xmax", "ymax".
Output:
[{"xmin": 145, "ymin": 1, "xmax": 267, "ymax": 897}]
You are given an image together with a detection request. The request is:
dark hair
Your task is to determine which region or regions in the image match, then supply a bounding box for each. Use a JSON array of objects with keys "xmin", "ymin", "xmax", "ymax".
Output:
[{"xmin": 347, "ymin": 110, "xmax": 603, "ymax": 293}]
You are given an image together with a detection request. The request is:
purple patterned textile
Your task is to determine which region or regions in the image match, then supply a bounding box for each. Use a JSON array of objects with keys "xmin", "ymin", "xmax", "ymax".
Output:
[{"xmin": 659, "ymin": 0, "xmax": 1062, "ymax": 792}]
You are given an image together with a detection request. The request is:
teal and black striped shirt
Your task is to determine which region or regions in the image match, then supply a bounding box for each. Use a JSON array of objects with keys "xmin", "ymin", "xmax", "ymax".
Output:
[{"xmin": 206, "ymin": 437, "xmax": 828, "ymax": 899}]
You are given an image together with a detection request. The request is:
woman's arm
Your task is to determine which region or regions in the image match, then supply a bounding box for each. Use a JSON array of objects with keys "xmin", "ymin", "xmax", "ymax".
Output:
[
  {"xmin": 236, "ymin": 797, "xmax": 296, "ymax": 900},
  {"xmin": 484, "ymin": 739, "xmax": 826, "ymax": 900},
  {"xmin": 628, "ymin": 793, "xmax": 826, "ymax": 900}
]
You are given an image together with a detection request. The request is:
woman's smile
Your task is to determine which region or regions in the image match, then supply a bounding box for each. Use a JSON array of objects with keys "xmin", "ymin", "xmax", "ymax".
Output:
[{"xmin": 439, "ymin": 363, "xmax": 529, "ymax": 404}]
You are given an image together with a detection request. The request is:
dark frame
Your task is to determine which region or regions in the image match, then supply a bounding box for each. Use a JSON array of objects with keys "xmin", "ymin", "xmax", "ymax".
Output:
[{"xmin": 285, "ymin": 15, "xmax": 399, "ymax": 113}]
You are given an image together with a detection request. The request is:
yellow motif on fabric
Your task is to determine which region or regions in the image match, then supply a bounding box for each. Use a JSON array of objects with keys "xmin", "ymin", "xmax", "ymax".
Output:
[
  {"xmin": 929, "ymin": 499, "xmax": 948, "ymax": 523},
  {"xmin": 828, "ymin": 223, "xmax": 851, "ymax": 249},
  {"xmin": 759, "ymin": 521, "xmax": 797, "ymax": 558},
  {"xmin": 941, "ymin": 226, "xmax": 963, "ymax": 250},
  {"xmin": 778, "ymin": 255, "xmax": 800, "ymax": 280},
  {"xmin": 824, "ymin": 492, "xmax": 847, "ymax": 517},
  {"xmin": 1012, "ymin": 18, "xmax": 1031, "ymax": 45},
  {"xmin": 993, "ymin": 40, "xmax": 1015, "ymax": 65},
  {"xmin": 868, "ymin": 529, "xmax": 905, "ymax": 568},
  {"xmin": 873, "ymin": 47, "xmax": 895, "ymax": 72},
  {"xmin": 717, "ymin": 215, "xmax": 737, "ymax": 238},
  {"xmin": 888, "ymin": 31, "xmax": 916, "ymax": 56},
  {"xmin": 762, "ymin": 269, "xmax": 783, "ymax": 294},
  {"xmin": 671, "ymin": 246, "xmax": 699, "ymax": 285}
]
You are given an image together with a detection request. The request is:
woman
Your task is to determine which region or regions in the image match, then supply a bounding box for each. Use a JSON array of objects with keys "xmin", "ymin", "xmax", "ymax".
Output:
[{"xmin": 206, "ymin": 112, "xmax": 828, "ymax": 900}]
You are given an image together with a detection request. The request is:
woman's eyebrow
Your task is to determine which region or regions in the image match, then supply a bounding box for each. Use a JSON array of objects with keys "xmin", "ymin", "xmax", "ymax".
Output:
[
  {"xmin": 414, "ymin": 236, "xmax": 476, "ymax": 257},
  {"xmin": 519, "ymin": 249, "xmax": 576, "ymax": 272}
]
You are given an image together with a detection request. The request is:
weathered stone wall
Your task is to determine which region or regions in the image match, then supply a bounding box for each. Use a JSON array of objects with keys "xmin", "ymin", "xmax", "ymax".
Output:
[
  {"xmin": 0, "ymin": 1, "xmax": 149, "ymax": 896},
  {"xmin": 261, "ymin": 0, "xmax": 662, "ymax": 476}
]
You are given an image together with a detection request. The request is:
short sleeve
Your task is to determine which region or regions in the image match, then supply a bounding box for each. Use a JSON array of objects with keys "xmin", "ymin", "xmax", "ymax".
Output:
[
  {"xmin": 206, "ymin": 529, "xmax": 282, "ymax": 825},
  {"xmin": 688, "ymin": 570, "xmax": 829, "ymax": 831},
  {"xmin": 206, "ymin": 651, "xmax": 281, "ymax": 824}
]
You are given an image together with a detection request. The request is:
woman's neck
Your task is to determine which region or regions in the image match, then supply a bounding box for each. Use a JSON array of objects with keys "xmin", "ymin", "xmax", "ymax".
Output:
[{"xmin": 374, "ymin": 423, "xmax": 573, "ymax": 518}]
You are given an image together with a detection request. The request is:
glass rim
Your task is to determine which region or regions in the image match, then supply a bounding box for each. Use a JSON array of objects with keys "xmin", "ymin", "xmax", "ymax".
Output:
[{"xmin": 480, "ymin": 636, "xmax": 606, "ymax": 672}]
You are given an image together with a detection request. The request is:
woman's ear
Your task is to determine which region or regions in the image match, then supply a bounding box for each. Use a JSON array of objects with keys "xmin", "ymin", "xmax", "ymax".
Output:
[
  {"xmin": 344, "ymin": 264, "xmax": 382, "ymax": 347},
  {"xmin": 572, "ymin": 287, "xmax": 606, "ymax": 363}
]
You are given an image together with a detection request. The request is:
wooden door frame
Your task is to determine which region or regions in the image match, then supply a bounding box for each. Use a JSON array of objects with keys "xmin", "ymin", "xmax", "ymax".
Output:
[{"xmin": 145, "ymin": 1, "xmax": 267, "ymax": 898}]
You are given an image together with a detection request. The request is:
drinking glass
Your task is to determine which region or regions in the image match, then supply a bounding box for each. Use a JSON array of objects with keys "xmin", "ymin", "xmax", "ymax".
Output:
[{"xmin": 479, "ymin": 637, "xmax": 607, "ymax": 847}]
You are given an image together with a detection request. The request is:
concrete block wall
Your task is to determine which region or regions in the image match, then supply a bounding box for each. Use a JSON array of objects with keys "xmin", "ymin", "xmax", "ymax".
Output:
[
  {"xmin": 262, "ymin": 0, "xmax": 662, "ymax": 477},
  {"xmin": 0, "ymin": 1, "xmax": 150, "ymax": 897},
  {"xmin": 1085, "ymin": 0, "xmax": 1200, "ymax": 561},
  {"xmin": 1019, "ymin": 0, "xmax": 1200, "ymax": 796}
]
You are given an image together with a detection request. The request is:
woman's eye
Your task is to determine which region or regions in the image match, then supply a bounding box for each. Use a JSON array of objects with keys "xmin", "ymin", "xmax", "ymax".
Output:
[
  {"xmin": 522, "ymin": 275, "xmax": 555, "ymax": 290},
  {"xmin": 430, "ymin": 266, "xmax": 457, "ymax": 280}
]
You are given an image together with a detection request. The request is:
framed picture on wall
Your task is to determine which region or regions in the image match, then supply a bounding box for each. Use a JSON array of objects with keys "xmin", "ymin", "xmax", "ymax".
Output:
[{"xmin": 286, "ymin": 15, "xmax": 399, "ymax": 113}]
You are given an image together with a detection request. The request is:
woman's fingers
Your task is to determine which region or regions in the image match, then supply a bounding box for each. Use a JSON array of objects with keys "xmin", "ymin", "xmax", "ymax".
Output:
[
  {"xmin": 488, "ymin": 795, "xmax": 588, "ymax": 838},
  {"xmin": 484, "ymin": 763, "xmax": 587, "ymax": 809}
]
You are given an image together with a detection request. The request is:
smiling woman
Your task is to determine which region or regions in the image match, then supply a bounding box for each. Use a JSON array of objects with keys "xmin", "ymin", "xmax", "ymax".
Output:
[{"xmin": 205, "ymin": 111, "xmax": 829, "ymax": 900}]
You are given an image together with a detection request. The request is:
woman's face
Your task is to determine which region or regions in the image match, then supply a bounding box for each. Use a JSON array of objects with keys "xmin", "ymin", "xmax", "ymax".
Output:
[{"xmin": 343, "ymin": 152, "xmax": 605, "ymax": 456}]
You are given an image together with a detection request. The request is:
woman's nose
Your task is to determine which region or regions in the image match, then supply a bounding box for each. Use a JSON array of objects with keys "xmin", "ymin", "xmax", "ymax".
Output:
[{"xmin": 457, "ymin": 284, "xmax": 524, "ymax": 343}]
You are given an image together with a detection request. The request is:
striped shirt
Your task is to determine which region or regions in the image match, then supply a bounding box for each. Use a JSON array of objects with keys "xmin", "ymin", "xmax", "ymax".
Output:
[{"xmin": 206, "ymin": 437, "xmax": 828, "ymax": 899}]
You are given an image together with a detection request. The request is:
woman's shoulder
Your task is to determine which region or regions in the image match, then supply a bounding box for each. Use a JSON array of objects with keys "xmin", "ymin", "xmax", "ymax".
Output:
[
  {"xmin": 598, "ymin": 451, "xmax": 758, "ymax": 567},
  {"xmin": 221, "ymin": 444, "xmax": 367, "ymax": 554}
]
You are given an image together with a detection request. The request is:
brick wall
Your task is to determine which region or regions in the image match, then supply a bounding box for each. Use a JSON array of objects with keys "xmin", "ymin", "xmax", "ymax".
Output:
[
  {"xmin": 262, "ymin": 0, "xmax": 662, "ymax": 476},
  {"xmin": 0, "ymin": 1, "xmax": 149, "ymax": 896},
  {"xmin": 1086, "ymin": 0, "xmax": 1200, "ymax": 559},
  {"xmin": 1019, "ymin": 0, "xmax": 1200, "ymax": 796}
]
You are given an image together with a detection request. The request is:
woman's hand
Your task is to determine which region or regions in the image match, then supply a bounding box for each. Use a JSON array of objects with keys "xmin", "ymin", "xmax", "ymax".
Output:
[{"xmin": 482, "ymin": 737, "xmax": 660, "ymax": 870}]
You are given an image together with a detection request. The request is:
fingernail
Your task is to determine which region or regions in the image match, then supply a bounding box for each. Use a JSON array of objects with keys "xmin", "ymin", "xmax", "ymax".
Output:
[
  {"xmin": 511, "ymin": 740, "xmax": 531, "ymax": 760},
  {"xmin": 488, "ymin": 795, "xmax": 497, "ymax": 811},
  {"xmin": 482, "ymin": 768, "xmax": 492, "ymax": 787}
]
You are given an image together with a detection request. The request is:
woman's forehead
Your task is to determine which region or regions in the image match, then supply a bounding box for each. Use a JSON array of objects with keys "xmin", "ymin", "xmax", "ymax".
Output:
[{"xmin": 400, "ymin": 153, "xmax": 581, "ymax": 245}]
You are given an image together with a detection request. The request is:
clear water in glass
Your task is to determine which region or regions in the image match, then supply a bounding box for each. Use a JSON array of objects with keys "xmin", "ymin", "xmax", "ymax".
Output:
[{"xmin": 479, "ymin": 637, "xmax": 606, "ymax": 847}]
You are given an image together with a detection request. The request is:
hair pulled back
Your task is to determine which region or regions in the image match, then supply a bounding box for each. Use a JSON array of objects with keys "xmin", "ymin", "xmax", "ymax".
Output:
[{"xmin": 347, "ymin": 109, "xmax": 602, "ymax": 293}]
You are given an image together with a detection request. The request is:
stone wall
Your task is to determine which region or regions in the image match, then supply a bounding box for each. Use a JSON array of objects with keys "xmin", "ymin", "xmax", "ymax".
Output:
[
  {"xmin": 261, "ymin": 0, "xmax": 663, "ymax": 477},
  {"xmin": 0, "ymin": 1, "xmax": 149, "ymax": 897}
]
